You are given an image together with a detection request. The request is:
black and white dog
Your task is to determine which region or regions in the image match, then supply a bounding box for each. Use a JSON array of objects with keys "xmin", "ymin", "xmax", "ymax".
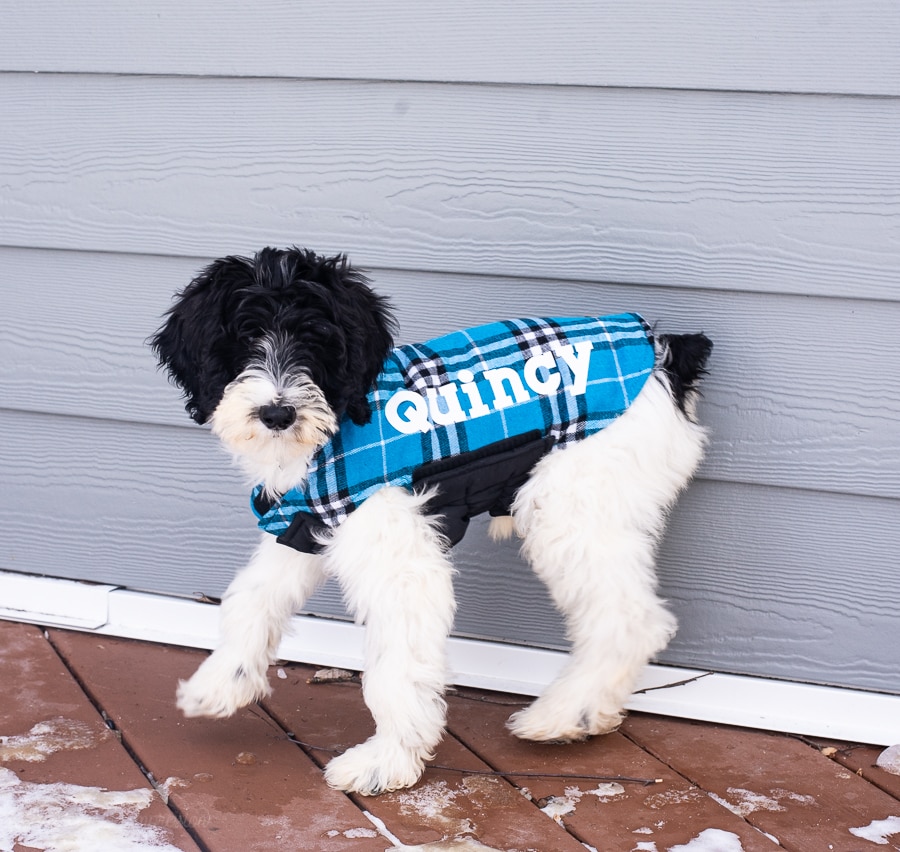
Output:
[{"xmin": 152, "ymin": 247, "xmax": 711, "ymax": 795}]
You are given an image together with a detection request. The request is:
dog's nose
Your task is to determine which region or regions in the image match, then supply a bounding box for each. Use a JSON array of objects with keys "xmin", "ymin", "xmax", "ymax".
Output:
[{"xmin": 258, "ymin": 404, "xmax": 297, "ymax": 431}]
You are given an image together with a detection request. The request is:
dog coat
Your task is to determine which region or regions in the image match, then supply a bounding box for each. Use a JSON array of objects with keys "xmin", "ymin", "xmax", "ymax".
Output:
[{"xmin": 252, "ymin": 313, "xmax": 655, "ymax": 552}]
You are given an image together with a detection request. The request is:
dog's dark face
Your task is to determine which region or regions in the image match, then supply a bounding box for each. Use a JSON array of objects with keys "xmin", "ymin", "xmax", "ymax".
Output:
[{"xmin": 151, "ymin": 247, "xmax": 395, "ymax": 482}]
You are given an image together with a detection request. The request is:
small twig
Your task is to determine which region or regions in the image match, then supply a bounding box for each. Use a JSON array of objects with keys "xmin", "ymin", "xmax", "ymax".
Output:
[
  {"xmin": 633, "ymin": 672, "xmax": 714, "ymax": 695},
  {"xmin": 788, "ymin": 732, "xmax": 867, "ymax": 758},
  {"xmin": 284, "ymin": 733, "xmax": 343, "ymax": 754},
  {"xmin": 449, "ymin": 690, "xmax": 529, "ymax": 707}
]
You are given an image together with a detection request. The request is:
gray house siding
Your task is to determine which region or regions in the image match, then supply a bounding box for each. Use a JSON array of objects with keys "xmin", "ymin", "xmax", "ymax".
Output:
[{"xmin": 2, "ymin": 3, "xmax": 898, "ymax": 693}]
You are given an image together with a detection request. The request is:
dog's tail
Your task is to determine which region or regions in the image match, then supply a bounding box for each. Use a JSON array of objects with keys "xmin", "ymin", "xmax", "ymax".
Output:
[{"xmin": 656, "ymin": 332, "xmax": 713, "ymax": 416}]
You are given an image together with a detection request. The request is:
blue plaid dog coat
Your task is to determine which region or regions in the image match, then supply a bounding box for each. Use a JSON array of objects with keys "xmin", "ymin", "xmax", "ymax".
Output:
[{"xmin": 252, "ymin": 313, "xmax": 655, "ymax": 552}]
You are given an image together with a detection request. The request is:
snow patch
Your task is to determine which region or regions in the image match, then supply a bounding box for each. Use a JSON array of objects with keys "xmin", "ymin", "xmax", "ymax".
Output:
[
  {"xmin": 710, "ymin": 787, "xmax": 815, "ymax": 817},
  {"xmin": 363, "ymin": 808, "xmax": 501, "ymax": 852},
  {"xmin": 645, "ymin": 787, "xmax": 703, "ymax": 809},
  {"xmin": 388, "ymin": 777, "xmax": 509, "ymax": 850},
  {"xmin": 345, "ymin": 826, "xmax": 380, "ymax": 838},
  {"xmin": 393, "ymin": 778, "xmax": 476, "ymax": 837},
  {"xmin": 668, "ymin": 828, "xmax": 745, "ymax": 851},
  {"xmin": 155, "ymin": 776, "xmax": 190, "ymax": 805},
  {"xmin": 632, "ymin": 843, "xmax": 658, "ymax": 852},
  {"xmin": 384, "ymin": 775, "xmax": 528, "ymax": 852},
  {"xmin": 0, "ymin": 767, "xmax": 183, "ymax": 851},
  {"xmin": 540, "ymin": 794, "xmax": 577, "ymax": 823},
  {"xmin": 0, "ymin": 717, "xmax": 109, "ymax": 762},
  {"xmin": 849, "ymin": 815, "xmax": 900, "ymax": 845},
  {"xmin": 325, "ymin": 826, "xmax": 379, "ymax": 839},
  {"xmin": 396, "ymin": 841, "xmax": 500, "ymax": 851},
  {"xmin": 876, "ymin": 744, "xmax": 900, "ymax": 776},
  {"xmin": 363, "ymin": 810, "xmax": 405, "ymax": 846},
  {"xmin": 540, "ymin": 782, "xmax": 626, "ymax": 824}
]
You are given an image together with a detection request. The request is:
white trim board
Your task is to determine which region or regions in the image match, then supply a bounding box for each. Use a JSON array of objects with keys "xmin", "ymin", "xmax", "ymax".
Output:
[{"xmin": 2, "ymin": 570, "xmax": 897, "ymax": 747}]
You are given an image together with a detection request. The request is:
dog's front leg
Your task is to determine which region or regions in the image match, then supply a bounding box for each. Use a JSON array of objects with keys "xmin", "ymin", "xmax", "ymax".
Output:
[
  {"xmin": 177, "ymin": 534, "xmax": 325, "ymax": 718},
  {"xmin": 321, "ymin": 488, "xmax": 456, "ymax": 795}
]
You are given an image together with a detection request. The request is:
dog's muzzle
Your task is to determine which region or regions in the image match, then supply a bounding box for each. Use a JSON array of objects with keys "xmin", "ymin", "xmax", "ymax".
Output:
[{"xmin": 258, "ymin": 404, "xmax": 297, "ymax": 432}]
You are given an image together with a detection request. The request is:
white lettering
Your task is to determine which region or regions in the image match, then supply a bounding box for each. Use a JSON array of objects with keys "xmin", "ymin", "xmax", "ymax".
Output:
[
  {"xmin": 383, "ymin": 344, "xmax": 594, "ymax": 435},
  {"xmin": 523, "ymin": 349, "xmax": 561, "ymax": 396},
  {"xmin": 458, "ymin": 369, "xmax": 492, "ymax": 418},
  {"xmin": 553, "ymin": 341, "xmax": 594, "ymax": 395},
  {"xmin": 384, "ymin": 390, "xmax": 432, "ymax": 434},
  {"xmin": 426, "ymin": 383, "xmax": 466, "ymax": 426},
  {"xmin": 483, "ymin": 367, "xmax": 531, "ymax": 410}
]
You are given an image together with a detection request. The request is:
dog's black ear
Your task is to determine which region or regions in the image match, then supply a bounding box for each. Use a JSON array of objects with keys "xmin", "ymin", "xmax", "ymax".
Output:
[
  {"xmin": 150, "ymin": 256, "xmax": 255, "ymax": 424},
  {"xmin": 313, "ymin": 254, "xmax": 396, "ymax": 426}
]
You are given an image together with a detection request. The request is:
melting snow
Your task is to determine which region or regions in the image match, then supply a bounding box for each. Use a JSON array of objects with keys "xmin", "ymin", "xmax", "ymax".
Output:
[
  {"xmin": 540, "ymin": 794, "xmax": 577, "ymax": 823},
  {"xmin": 386, "ymin": 779, "xmax": 511, "ymax": 850},
  {"xmin": 709, "ymin": 787, "xmax": 815, "ymax": 817},
  {"xmin": 363, "ymin": 810, "xmax": 405, "ymax": 845},
  {"xmin": 325, "ymin": 826, "xmax": 379, "ymax": 839},
  {"xmin": 155, "ymin": 776, "xmax": 191, "ymax": 805},
  {"xmin": 0, "ymin": 717, "xmax": 108, "ymax": 762},
  {"xmin": 393, "ymin": 778, "xmax": 476, "ymax": 837},
  {"xmin": 0, "ymin": 767, "xmax": 183, "ymax": 851},
  {"xmin": 668, "ymin": 828, "xmax": 745, "ymax": 851},
  {"xmin": 540, "ymin": 782, "xmax": 626, "ymax": 824},
  {"xmin": 849, "ymin": 815, "xmax": 900, "ymax": 845},
  {"xmin": 363, "ymin": 810, "xmax": 500, "ymax": 851},
  {"xmin": 396, "ymin": 842, "xmax": 501, "ymax": 851},
  {"xmin": 877, "ymin": 744, "xmax": 900, "ymax": 776}
]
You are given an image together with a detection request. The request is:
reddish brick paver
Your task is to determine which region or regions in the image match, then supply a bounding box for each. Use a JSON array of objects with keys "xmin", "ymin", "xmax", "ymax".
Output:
[
  {"xmin": 0, "ymin": 622, "xmax": 898, "ymax": 851},
  {"xmin": 0, "ymin": 621, "xmax": 199, "ymax": 852},
  {"xmin": 814, "ymin": 739, "xmax": 900, "ymax": 803},
  {"xmin": 624, "ymin": 714, "xmax": 900, "ymax": 851},
  {"xmin": 264, "ymin": 665, "xmax": 590, "ymax": 850},
  {"xmin": 446, "ymin": 689, "xmax": 779, "ymax": 850},
  {"xmin": 49, "ymin": 630, "xmax": 385, "ymax": 851}
]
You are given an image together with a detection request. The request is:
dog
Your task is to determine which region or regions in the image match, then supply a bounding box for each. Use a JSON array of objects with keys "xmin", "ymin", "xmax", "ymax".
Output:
[{"xmin": 151, "ymin": 246, "xmax": 711, "ymax": 796}]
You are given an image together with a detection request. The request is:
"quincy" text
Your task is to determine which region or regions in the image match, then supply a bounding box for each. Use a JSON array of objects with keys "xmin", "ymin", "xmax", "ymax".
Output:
[{"xmin": 384, "ymin": 342, "xmax": 594, "ymax": 434}]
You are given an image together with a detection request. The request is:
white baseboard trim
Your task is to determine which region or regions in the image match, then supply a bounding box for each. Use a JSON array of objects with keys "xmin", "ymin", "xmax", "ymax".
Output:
[{"xmin": 2, "ymin": 570, "xmax": 897, "ymax": 747}]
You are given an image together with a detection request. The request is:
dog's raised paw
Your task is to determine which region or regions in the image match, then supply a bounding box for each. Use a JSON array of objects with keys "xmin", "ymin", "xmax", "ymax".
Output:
[
  {"xmin": 175, "ymin": 653, "xmax": 270, "ymax": 719},
  {"xmin": 506, "ymin": 701, "xmax": 623, "ymax": 743},
  {"xmin": 324, "ymin": 736, "xmax": 426, "ymax": 795}
]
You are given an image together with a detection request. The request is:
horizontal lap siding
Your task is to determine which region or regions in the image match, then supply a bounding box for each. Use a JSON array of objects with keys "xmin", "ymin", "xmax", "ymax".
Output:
[
  {"xmin": 2, "ymin": 0, "xmax": 900, "ymax": 96},
  {"xmin": 1, "ymin": 6, "xmax": 899, "ymax": 692},
  {"xmin": 2, "ymin": 75, "xmax": 899, "ymax": 299}
]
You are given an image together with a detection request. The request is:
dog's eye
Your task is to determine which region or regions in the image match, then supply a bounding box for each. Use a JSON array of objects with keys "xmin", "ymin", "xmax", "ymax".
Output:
[{"xmin": 302, "ymin": 320, "xmax": 334, "ymax": 337}]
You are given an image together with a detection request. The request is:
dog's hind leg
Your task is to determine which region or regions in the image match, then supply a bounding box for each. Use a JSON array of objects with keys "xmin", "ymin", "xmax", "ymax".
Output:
[
  {"xmin": 322, "ymin": 486, "xmax": 456, "ymax": 795},
  {"xmin": 177, "ymin": 535, "xmax": 326, "ymax": 718},
  {"xmin": 507, "ymin": 377, "xmax": 706, "ymax": 742}
]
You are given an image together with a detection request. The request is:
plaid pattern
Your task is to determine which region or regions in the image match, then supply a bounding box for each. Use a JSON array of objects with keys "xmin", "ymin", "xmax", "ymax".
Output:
[{"xmin": 253, "ymin": 312, "xmax": 655, "ymax": 538}]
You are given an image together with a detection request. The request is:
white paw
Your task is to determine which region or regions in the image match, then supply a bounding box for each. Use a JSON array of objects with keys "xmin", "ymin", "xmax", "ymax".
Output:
[
  {"xmin": 176, "ymin": 651, "xmax": 271, "ymax": 719},
  {"xmin": 507, "ymin": 697, "xmax": 623, "ymax": 743},
  {"xmin": 324, "ymin": 736, "xmax": 427, "ymax": 796}
]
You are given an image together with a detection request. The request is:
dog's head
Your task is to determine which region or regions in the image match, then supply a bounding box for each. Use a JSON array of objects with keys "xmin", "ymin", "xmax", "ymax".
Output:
[{"xmin": 151, "ymin": 247, "xmax": 396, "ymax": 485}]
